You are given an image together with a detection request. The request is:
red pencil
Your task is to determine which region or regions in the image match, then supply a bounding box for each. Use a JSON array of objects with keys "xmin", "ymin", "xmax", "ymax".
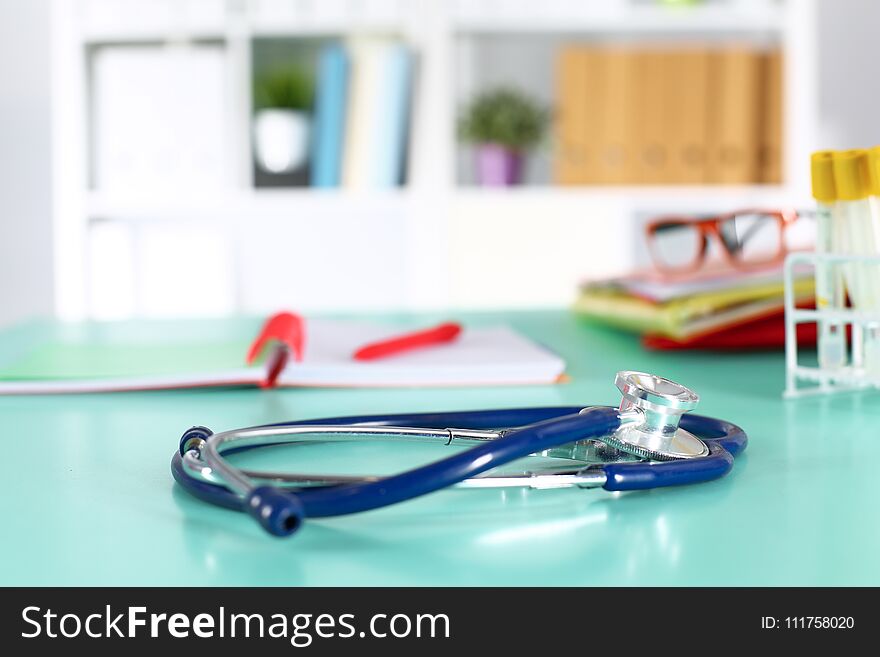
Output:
[{"xmin": 353, "ymin": 322, "xmax": 463, "ymax": 361}]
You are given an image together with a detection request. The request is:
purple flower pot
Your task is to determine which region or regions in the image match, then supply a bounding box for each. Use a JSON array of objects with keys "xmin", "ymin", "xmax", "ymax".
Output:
[{"xmin": 475, "ymin": 144, "xmax": 524, "ymax": 186}]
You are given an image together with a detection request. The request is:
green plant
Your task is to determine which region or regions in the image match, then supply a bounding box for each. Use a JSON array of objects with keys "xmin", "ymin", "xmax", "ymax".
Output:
[
  {"xmin": 253, "ymin": 65, "xmax": 314, "ymax": 112},
  {"xmin": 457, "ymin": 87, "xmax": 549, "ymax": 151}
]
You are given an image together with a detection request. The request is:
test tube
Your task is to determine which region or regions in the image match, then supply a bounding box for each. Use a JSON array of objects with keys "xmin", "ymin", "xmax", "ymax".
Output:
[
  {"xmin": 831, "ymin": 149, "xmax": 880, "ymax": 373},
  {"xmin": 811, "ymin": 152, "xmax": 846, "ymax": 370},
  {"xmin": 865, "ymin": 146, "xmax": 880, "ymax": 371}
]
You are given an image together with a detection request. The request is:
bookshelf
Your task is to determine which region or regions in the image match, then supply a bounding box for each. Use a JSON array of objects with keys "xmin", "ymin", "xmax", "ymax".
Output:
[{"xmin": 51, "ymin": 0, "xmax": 818, "ymax": 320}]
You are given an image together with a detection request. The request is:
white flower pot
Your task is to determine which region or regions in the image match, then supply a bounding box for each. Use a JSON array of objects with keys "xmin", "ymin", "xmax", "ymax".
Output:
[{"xmin": 253, "ymin": 109, "xmax": 311, "ymax": 174}]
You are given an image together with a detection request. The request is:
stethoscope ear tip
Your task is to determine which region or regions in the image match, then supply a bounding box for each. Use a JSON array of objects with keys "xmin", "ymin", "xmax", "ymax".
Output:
[
  {"xmin": 245, "ymin": 486, "xmax": 305, "ymax": 538},
  {"xmin": 178, "ymin": 425, "xmax": 214, "ymax": 456}
]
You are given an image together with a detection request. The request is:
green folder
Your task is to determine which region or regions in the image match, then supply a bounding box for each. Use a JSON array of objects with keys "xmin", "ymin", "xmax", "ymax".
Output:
[{"xmin": 0, "ymin": 318, "xmax": 257, "ymax": 381}]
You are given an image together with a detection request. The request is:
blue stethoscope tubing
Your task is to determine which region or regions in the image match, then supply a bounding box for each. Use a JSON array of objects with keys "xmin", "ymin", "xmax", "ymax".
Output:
[{"xmin": 171, "ymin": 406, "xmax": 747, "ymax": 536}]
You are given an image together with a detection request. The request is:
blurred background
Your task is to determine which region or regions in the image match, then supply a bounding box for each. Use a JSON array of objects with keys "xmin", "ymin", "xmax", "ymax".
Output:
[{"xmin": 1, "ymin": 0, "xmax": 878, "ymax": 328}]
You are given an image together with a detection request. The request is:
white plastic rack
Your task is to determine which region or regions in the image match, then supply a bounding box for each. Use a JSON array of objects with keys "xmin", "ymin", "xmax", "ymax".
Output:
[{"xmin": 784, "ymin": 251, "xmax": 880, "ymax": 398}]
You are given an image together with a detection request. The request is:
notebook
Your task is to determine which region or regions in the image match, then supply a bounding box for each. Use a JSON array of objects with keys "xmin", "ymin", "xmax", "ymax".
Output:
[{"xmin": 0, "ymin": 319, "xmax": 566, "ymax": 394}]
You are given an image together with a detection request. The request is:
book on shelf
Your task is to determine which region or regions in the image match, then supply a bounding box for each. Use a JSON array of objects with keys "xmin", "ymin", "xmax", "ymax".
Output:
[
  {"xmin": 342, "ymin": 38, "xmax": 380, "ymax": 188},
  {"xmin": 342, "ymin": 38, "xmax": 414, "ymax": 189},
  {"xmin": 372, "ymin": 42, "xmax": 414, "ymax": 187},
  {"xmin": 310, "ymin": 43, "xmax": 350, "ymax": 188}
]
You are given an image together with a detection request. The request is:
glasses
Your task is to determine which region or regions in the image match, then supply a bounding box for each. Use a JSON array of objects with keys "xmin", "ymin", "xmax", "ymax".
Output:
[{"xmin": 645, "ymin": 208, "xmax": 803, "ymax": 274}]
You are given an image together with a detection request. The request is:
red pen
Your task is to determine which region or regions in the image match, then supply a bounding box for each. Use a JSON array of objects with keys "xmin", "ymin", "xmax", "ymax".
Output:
[
  {"xmin": 246, "ymin": 311, "xmax": 305, "ymax": 388},
  {"xmin": 353, "ymin": 322, "xmax": 463, "ymax": 361}
]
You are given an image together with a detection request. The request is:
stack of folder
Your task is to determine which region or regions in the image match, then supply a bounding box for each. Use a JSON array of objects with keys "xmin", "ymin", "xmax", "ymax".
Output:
[
  {"xmin": 555, "ymin": 46, "xmax": 783, "ymax": 185},
  {"xmin": 574, "ymin": 265, "xmax": 815, "ymax": 350}
]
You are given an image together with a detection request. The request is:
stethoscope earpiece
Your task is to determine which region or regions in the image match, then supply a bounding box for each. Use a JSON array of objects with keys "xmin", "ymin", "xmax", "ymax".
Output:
[
  {"xmin": 245, "ymin": 486, "xmax": 305, "ymax": 537},
  {"xmin": 179, "ymin": 425, "xmax": 213, "ymax": 457}
]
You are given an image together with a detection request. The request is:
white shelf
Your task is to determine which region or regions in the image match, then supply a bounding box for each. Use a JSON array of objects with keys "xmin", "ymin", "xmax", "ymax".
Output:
[
  {"xmin": 452, "ymin": 185, "xmax": 804, "ymax": 218},
  {"xmin": 78, "ymin": 0, "xmax": 410, "ymax": 44},
  {"xmin": 76, "ymin": 1, "xmax": 786, "ymax": 44},
  {"xmin": 85, "ymin": 183, "xmax": 802, "ymax": 223},
  {"xmin": 81, "ymin": 28, "xmax": 227, "ymax": 44},
  {"xmin": 453, "ymin": 183, "xmax": 793, "ymax": 200},
  {"xmin": 53, "ymin": 0, "xmax": 817, "ymax": 320},
  {"xmin": 85, "ymin": 188, "xmax": 414, "ymax": 222},
  {"xmin": 453, "ymin": 5, "xmax": 786, "ymax": 35},
  {"xmin": 78, "ymin": 0, "xmax": 227, "ymax": 43}
]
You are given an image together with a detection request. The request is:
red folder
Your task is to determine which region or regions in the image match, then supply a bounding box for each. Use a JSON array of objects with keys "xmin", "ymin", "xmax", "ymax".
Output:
[{"xmin": 643, "ymin": 307, "xmax": 817, "ymax": 351}]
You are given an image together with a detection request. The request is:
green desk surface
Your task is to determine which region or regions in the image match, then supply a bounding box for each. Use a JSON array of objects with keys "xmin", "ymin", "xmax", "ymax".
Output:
[{"xmin": 1, "ymin": 311, "xmax": 877, "ymax": 586}]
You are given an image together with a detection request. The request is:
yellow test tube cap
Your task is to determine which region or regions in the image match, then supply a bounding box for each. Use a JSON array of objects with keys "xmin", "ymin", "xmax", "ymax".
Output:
[
  {"xmin": 867, "ymin": 146, "xmax": 880, "ymax": 195},
  {"xmin": 811, "ymin": 151, "xmax": 836, "ymax": 202},
  {"xmin": 832, "ymin": 149, "xmax": 870, "ymax": 201}
]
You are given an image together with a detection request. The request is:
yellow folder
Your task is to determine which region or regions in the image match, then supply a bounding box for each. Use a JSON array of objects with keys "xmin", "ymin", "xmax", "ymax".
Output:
[
  {"xmin": 706, "ymin": 48, "xmax": 763, "ymax": 183},
  {"xmin": 666, "ymin": 49, "xmax": 710, "ymax": 184},
  {"xmin": 632, "ymin": 50, "xmax": 670, "ymax": 183},
  {"xmin": 574, "ymin": 277, "xmax": 814, "ymax": 340},
  {"xmin": 555, "ymin": 47, "xmax": 592, "ymax": 184},
  {"xmin": 760, "ymin": 49, "xmax": 784, "ymax": 184},
  {"xmin": 595, "ymin": 48, "xmax": 637, "ymax": 184}
]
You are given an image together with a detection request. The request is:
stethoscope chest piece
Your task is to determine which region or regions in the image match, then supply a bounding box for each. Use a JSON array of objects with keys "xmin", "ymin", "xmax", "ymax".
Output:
[{"xmin": 597, "ymin": 371, "xmax": 709, "ymax": 461}]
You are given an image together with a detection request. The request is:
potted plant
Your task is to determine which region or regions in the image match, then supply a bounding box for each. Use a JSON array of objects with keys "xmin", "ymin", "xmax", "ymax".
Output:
[
  {"xmin": 458, "ymin": 87, "xmax": 549, "ymax": 186},
  {"xmin": 252, "ymin": 65, "xmax": 314, "ymax": 174}
]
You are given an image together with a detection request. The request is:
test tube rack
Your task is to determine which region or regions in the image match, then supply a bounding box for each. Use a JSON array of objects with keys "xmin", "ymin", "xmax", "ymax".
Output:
[{"xmin": 784, "ymin": 251, "xmax": 880, "ymax": 398}]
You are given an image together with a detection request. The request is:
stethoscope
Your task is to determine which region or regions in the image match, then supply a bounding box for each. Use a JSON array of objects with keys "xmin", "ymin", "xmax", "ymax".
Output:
[{"xmin": 172, "ymin": 371, "xmax": 747, "ymax": 538}]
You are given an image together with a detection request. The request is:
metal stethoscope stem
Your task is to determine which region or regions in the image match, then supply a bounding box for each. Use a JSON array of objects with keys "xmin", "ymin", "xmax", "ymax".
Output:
[{"xmin": 182, "ymin": 424, "xmax": 615, "ymax": 492}]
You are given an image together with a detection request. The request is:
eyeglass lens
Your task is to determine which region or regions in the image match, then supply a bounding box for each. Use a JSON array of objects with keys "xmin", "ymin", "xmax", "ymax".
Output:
[
  {"xmin": 651, "ymin": 223, "xmax": 704, "ymax": 271},
  {"xmin": 717, "ymin": 212, "xmax": 782, "ymax": 263}
]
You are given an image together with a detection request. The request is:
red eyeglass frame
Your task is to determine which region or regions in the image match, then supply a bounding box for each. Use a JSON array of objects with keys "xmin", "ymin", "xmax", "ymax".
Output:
[{"xmin": 644, "ymin": 208, "xmax": 801, "ymax": 274}]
